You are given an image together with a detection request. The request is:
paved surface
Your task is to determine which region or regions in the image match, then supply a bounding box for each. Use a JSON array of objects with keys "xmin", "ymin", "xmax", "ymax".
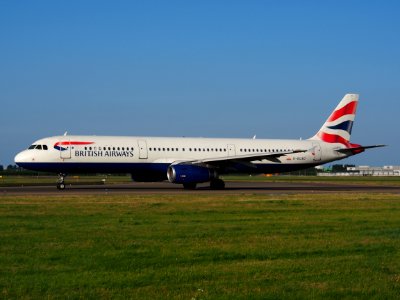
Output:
[{"xmin": 1, "ymin": 181, "xmax": 400, "ymax": 195}]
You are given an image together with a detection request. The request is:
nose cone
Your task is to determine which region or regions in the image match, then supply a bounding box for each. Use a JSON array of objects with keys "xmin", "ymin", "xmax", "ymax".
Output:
[{"xmin": 14, "ymin": 150, "xmax": 31, "ymax": 165}]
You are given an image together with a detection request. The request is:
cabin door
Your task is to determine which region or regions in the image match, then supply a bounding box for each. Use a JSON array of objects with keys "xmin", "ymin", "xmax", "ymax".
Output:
[
  {"xmin": 138, "ymin": 140, "xmax": 148, "ymax": 159},
  {"xmin": 59, "ymin": 140, "xmax": 72, "ymax": 159}
]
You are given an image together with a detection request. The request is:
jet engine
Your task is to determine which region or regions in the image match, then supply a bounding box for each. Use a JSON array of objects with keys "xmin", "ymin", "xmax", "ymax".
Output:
[{"xmin": 167, "ymin": 164, "xmax": 217, "ymax": 184}]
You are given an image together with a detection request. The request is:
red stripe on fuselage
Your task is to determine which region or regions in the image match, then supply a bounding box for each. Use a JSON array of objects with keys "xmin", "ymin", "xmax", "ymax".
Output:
[
  {"xmin": 55, "ymin": 141, "xmax": 94, "ymax": 146},
  {"xmin": 327, "ymin": 101, "xmax": 357, "ymax": 122}
]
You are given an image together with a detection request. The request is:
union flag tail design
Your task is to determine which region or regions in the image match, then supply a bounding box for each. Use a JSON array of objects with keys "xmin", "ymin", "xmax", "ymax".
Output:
[{"xmin": 310, "ymin": 94, "xmax": 358, "ymax": 148}]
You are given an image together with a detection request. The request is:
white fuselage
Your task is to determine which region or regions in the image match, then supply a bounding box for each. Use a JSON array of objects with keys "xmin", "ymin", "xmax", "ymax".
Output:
[{"xmin": 14, "ymin": 135, "xmax": 347, "ymax": 180}]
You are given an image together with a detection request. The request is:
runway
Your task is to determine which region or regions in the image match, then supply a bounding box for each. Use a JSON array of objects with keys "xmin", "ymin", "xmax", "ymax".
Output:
[{"xmin": 1, "ymin": 180, "xmax": 400, "ymax": 195}]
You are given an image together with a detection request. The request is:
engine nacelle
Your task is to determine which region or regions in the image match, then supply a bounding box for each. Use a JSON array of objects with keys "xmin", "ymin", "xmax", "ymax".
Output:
[{"xmin": 167, "ymin": 164, "xmax": 217, "ymax": 184}]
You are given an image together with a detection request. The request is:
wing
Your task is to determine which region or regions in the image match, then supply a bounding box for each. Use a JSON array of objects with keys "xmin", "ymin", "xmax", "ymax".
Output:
[{"xmin": 171, "ymin": 149, "xmax": 308, "ymax": 168}]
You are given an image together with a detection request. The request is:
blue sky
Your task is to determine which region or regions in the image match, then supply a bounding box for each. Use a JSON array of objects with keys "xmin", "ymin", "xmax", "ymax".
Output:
[{"xmin": 1, "ymin": 1, "xmax": 399, "ymax": 166}]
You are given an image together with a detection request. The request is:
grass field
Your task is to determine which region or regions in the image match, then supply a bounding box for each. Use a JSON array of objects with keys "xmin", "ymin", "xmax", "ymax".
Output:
[
  {"xmin": 222, "ymin": 175, "xmax": 400, "ymax": 186},
  {"xmin": 1, "ymin": 174, "xmax": 400, "ymax": 187},
  {"xmin": 1, "ymin": 193, "xmax": 400, "ymax": 299},
  {"xmin": 0, "ymin": 175, "xmax": 132, "ymax": 187}
]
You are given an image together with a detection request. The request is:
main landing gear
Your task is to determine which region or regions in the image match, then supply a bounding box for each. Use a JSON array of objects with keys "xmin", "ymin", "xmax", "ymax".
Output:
[
  {"xmin": 210, "ymin": 178, "xmax": 225, "ymax": 190},
  {"xmin": 183, "ymin": 183, "xmax": 197, "ymax": 190},
  {"xmin": 57, "ymin": 173, "xmax": 66, "ymax": 190}
]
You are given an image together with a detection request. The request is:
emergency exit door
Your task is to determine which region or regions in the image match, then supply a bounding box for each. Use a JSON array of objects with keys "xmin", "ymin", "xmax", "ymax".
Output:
[{"xmin": 138, "ymin": 140, "xmax": 148, "ymax": 159}]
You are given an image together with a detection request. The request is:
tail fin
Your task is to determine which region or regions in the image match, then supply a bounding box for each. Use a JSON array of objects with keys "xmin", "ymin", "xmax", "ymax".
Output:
[{"xmin": 310, "ymin": 94, "xmax": 359, "ymax": 148}]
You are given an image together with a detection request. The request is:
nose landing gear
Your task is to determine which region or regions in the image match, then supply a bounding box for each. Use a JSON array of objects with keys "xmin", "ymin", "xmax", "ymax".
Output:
[{"xmin": 57, "ymin": 174, "xmax": 66, "ymax": 190}]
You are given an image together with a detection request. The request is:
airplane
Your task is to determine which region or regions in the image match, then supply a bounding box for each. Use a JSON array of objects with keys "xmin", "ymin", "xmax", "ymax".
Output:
[{"xmin": 14, "ymin": 94, "xmax": 385, "ymax": 190}]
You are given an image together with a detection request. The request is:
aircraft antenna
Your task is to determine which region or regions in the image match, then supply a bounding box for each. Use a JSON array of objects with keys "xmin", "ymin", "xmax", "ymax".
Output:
[{"xmin": 63, "ymin": 131, "xmax": 68, "ymax": 136}]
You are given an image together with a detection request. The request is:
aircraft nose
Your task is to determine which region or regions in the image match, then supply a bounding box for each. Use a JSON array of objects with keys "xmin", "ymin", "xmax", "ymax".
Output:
[{"xmin": 14, "ymin": 150, "xmax": 31, "ymax": 165}]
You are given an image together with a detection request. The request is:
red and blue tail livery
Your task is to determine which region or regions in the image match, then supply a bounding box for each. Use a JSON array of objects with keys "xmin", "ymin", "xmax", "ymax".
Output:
[
  {"xmin": 15, "ymin": 93, "xmax": 385, "ymax": 190},
  {"xmin": 311, "ymin": 94, "xmax": 358, "ymax": 148},
  {"xmin": 54, "ymin": 141, "xmax": 94, "ymax": 151}
]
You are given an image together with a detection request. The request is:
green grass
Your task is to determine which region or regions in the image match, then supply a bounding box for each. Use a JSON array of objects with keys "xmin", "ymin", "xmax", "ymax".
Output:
[
  {"xmin": 1, "ymin": 174, "xmax": 400, "ymax": 187},
  {"xmin": 223, "ymin": 175, "xmax": 400, "ymax": 186},
  {"xmin": 1, "ymin": 193, "xmax": 400, "ymax": 299},
  {"xmin": 0, "ymin": 175, "xmax": 131, "ymax": 187}
]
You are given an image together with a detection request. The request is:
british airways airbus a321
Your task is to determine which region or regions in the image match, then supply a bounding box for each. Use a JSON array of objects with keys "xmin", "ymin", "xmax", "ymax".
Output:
[{"xmin": 15, "ymin": 94, "xmax": 384, "ymax": 190}]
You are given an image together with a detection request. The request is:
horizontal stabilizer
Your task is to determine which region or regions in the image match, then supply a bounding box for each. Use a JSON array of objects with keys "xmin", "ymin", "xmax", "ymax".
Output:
[{"xmin": 336, "ymin": 144, "xmax": 386, "ymax": 155}]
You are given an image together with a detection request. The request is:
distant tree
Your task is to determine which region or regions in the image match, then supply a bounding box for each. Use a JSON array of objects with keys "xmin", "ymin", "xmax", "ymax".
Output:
[
  {"xmin": 0, "ymin": 165, "xmax": 3, "ymax": 171},
  {"xmin": 6, "ymin": 164, "xmax": 17, "ymax": 171}
]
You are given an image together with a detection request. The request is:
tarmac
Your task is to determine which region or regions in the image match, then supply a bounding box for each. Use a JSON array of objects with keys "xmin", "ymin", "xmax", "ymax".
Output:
[{"xmin": 1, "ymin": 181, "xmax": 400, "ymax": 195}]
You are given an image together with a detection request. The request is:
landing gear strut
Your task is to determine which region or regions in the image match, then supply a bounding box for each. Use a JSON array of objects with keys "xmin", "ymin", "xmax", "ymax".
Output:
[
  {"xmin": 57, "ymin": 174, "xmax": 66, "ymax": 190},
  {"xmin": 210, "ymin": 178, "xmax": 225, "ymax": 190},
  {"xmin": 183, "ymin": 183, "xmax": 197, "ymax": 190}
]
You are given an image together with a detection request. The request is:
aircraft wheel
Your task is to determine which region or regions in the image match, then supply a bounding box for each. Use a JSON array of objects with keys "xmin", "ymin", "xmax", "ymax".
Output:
[
  {"xmin": 210, "ymin": 179, "xmax": 225, "ymax": 190},
  {"xmin": 57, "ymin": 183, "xmax": 66, "ymax": 190},
  {"xmin": 183, "ymin": 183, "xmax": 197, "ymax": 190}
]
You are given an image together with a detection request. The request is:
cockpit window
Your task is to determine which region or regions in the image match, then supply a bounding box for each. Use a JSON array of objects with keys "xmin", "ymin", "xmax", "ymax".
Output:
[
  {"xmin": 36, "ymin": 145, "xmax": 42, "ymax": 150},
  {"xmin": 28, "ymin": 145, "xmax": 36, "ymax": 149},
  {"xmin": 43, "ymin": 145, "xmax": 48, "ymax": 150}
]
